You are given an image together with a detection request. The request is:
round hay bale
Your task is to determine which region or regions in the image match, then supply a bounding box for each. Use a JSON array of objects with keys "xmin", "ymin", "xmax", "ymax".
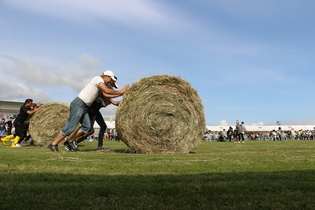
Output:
[
  {"xmin": 29, "ymin": 102, "xmax": 70, "ymax": 146},
  {"xmin": 116, "ymin": 75, "xmax": 205, "ymax": 154}
]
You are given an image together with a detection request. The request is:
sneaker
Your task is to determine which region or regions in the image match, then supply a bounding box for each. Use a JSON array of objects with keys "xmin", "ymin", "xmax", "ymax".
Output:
[
  {"xmin": 73, "ymin": 140, "xmax": 78, "ymax": 147},
  {"xmin": 64, "ymin": 139, "xmax": 69, "ymax": 150},
  {"xmin": 11, "ymin": 143, "xmax": 21, "ymax": 148},
  {"xmin": 47, "ymin": 143, "xmax": 59, "ymax": 152},
  {"xmin": 64, "ymin": 140, "xmax": 74, "ymax": 151},
  {"xmin": 67, "ymin": 141, "xmax": 79, "ymax": 152},
  {"xmin": 71, "ymin": 141, "xmax": 79, "ymax": 151},
  {"xmin": 97, "ymin": 146, "xmax": 110, "ymax": 151},
  {"xmin": 242, "ymin": 141, "xmax": 245, "ymax": 143},
  {"xmin": 63, "ymin": 139, "xmax": 69, "ymax": 146}
]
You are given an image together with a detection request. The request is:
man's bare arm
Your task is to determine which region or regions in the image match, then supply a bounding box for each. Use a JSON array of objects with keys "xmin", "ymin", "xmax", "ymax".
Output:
[{"xmin": 98, "ymin": 83, "xmax": 129, "ymax": 96}]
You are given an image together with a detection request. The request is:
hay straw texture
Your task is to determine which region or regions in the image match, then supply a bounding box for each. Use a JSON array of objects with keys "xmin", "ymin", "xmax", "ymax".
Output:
[
  {"xmin": 116, "ymin": 75, "xmax": 206, "ymax": 154},
  {"xmin": 29, "ymin": 102, "xmax": 70, "ymax": 146}
]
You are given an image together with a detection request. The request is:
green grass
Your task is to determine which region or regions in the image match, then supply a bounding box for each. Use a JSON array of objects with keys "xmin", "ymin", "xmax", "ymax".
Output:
[{"xmin": 0, "ymin": 140, "xmax": 314, "ymax": 209}]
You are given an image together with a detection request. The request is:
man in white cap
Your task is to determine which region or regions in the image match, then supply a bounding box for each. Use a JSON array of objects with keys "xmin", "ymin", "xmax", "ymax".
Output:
[
  {"xmin": 64, "ymin": 76, "xmax": 120, "ymax": 151},
  {"xmin": 48, "ymin": 71, "xmax": 129, "ymax": 152}
]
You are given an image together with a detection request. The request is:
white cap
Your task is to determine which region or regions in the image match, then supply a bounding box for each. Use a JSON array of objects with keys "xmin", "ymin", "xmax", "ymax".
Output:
[
  {"xmin": 103, "ymin": 70, "xmax": 116, "ymax": 81},
  {"xmin": 113, "ymin": 76, "xmax": 118, "ymax": 89}
]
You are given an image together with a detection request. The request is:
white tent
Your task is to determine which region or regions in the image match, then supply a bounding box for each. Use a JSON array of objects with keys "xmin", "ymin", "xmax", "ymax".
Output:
[
  {"xmin": 93, "ymin": 120, "xmax": 315, "ymax": 133},
  {"xmin": 93, "ymin": 120, "xmax": 115, "ymax": 129},
  {"xmin": 206, "ymin": 125, "xmax": 315, "ymax": 132},
  {"xmin": 92, "ymin": 121, "xmax": 116, "ymax": 136}
]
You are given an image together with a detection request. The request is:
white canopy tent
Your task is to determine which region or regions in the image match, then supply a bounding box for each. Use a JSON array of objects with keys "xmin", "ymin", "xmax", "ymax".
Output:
[
  {"xmin": 94, "ymin": 122, "xmax": 315, "ymax": 132},
  {"xmin": 93, "ymin": 120, "xmax": 116, "ymax": 129},
  {"xmin": 92, "ymin": 120, "xmax": 116, "ymax": 137},
  {"xmin": 206, "ymin": 125, "xmax": 315, "ymax": 132}
]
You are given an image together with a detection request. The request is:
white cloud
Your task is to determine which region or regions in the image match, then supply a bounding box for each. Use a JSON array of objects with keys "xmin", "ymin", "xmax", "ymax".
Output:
[
  {"xmin": 100, "ymin": 104, "xmax": 118, "ymax": 119},
  {"xmin": 0, "ymin": 76, "xmax": 51, "ymax": 102},
  {"xmin": 79, "ymin": 54, "xmax": 102, "ymax": 70},
  {"xmin": 251, "ymin": 122, "xmax": 264, "ymax": 126},
  {"xmin": 0, "ymin": 53, "xmax": 108, "ymax": 103},
  {"xmin": 0, "ymin": 54, "xmax": 103, "ymax": 92},
  {"xmin": 3, "ymin": 0, "xmax": 182, "ymax": 29},
  {"xmin": 219, "ymin": 120, "xmax": 229, "ymax": 126},
  {"xmin": 218, "ymin": 121, "xmax": 265, "ymax": 127}
]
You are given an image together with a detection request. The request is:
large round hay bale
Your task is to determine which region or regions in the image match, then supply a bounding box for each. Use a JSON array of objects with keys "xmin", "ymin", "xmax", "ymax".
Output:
[
  {"xmin": 116, "ymin": 75, "xmax": 206, "ymax": 154},
  {"xmin": 29, "ymin": 102, "xmax": 70, "ymax": 146}
]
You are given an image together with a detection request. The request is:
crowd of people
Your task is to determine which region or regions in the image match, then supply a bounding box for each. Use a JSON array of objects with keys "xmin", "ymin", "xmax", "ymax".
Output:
[
  {"xmin": 203, "ymin": 125, "xmax": 315, "ymax": 142},
  {"xmin": 82, "ymin": 128, "xmax": 120, "ymax": 142},
  {"xmin": 0, "ymin": 117, "xmax": 14, "ymax": 136}
]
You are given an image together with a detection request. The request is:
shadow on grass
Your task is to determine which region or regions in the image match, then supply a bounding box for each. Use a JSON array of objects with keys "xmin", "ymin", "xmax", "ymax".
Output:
[
  {"xmin": 78, "ymin": 149, "xmax": 130, "ymax": 153},
  {"xmin": 0, "ymin": 170, "xmax": 314, "ymax": 209},
  {"xmin": 110, "ymin": 149, "xmax": 197, "ymax": 154}
]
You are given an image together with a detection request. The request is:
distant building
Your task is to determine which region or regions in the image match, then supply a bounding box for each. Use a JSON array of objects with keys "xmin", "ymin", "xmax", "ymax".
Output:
[
  {"xmin": 0, "ymin": 100, "xmax": 24, "ymax": 120},
  {"xmin": 206, "ymin": 125, "xmax": 315, "ymax": 132}
]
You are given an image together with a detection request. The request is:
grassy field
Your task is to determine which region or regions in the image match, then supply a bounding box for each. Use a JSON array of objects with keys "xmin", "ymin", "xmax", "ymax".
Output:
[{"xmin": 0, "ymin": 140, "xmax": 314, "ymax": 209}]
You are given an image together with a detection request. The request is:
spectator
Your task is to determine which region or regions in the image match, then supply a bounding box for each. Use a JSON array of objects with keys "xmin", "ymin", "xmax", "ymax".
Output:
[
  {"xmin": 236, "ymin": 121, "xmax": 246, "ymax": 143},
  {"xmin": 218, "ymin": 132, "xmax": 224, "ymax": 142},
  {"xmin": 222, "ymin": 129, "xmax": 227, "ymax": 142},
  {"xmin": 227, "ymin": 126, "xmax": 233, "ymax": 142},
  {"xmin": 233, "ymin": 129, "xmax": 238, "ymax": 143},
  {"xmin": 271, "ymin": 130, "xmax": 277, "ymax": 141},
  {"xmin": 277, "ymin": 127, "xmax": 282, "ymax": 140},
  {"xmin": 0, "ymin": 118, "xmax": 6, "ymax": 136},
  {"xmin": 290, "ymin": 129, "xmax": 296, "ymax": 140},
  {"xmin": 106, "ymin": 129, "xmax": 111, "ymax": 140},
  {"xmin": 302, "ymin": 130, "xmax": 305, "ymax": 140},
  {"xmin": 5, "ymin": 117, "xmax": 14, "ymax": 135},
  {"xmin": 110, "ymin": 129, "xmax": 115, "ymax": 140}
]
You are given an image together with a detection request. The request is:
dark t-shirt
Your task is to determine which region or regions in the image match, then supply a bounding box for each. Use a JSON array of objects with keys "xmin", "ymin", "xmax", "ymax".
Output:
[
  {"xmin": 15, "ymin": 106, "xmax": 31, "ymax": 123},
  {"xmin": 6, "ymin": 120, "xmax": 12, "ymax": 128},
  {"xmin": 0, "ymin": 121, "xmax": 6, "ymax": 131}
]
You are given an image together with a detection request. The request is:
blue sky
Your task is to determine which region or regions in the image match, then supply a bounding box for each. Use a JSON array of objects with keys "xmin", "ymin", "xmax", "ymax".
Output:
[{"xmin": 1, "ymin": 0, "xmax": 314, "ymax": 126}]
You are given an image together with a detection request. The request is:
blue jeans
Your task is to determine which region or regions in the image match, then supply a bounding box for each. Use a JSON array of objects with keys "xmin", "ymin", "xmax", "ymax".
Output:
[
  {"xmin": 0, "ymin": 130, "xmax": 6, "ymax": 135},
  {"xmin": 61, "ymin": 97, "xmax": 90, "ymax": 136}
]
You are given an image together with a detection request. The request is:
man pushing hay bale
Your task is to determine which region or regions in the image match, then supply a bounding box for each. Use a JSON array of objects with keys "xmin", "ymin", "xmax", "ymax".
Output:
[
  {"xmin": 116, "ymin": 75, "xmax": 206, "ymax": 154},
  {"xmin": 29, "ymin": 102, "xmax": 70, "ymax": 146}
]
